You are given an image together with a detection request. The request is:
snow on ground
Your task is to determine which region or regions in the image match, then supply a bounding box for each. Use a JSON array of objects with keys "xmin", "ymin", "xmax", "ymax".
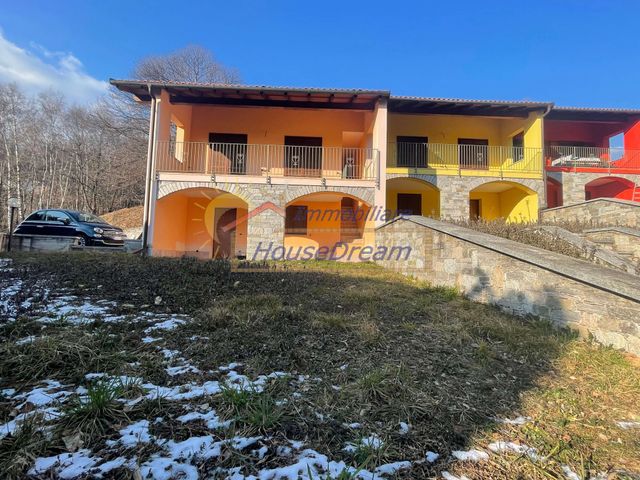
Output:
[
  {"xmin": 488, "ymin": 441, "xmax": 540, "ymax": 461},
  {"xmin": 617, "ymin": 420, "xmax": 640, "ymax": 429},
  {"xmin": 2, "ymin": 259, "xmax": 569, "ymax": 479},
  {"xmin": 451, "ymin": 449, "xmax": 489, "ymax": 462}
]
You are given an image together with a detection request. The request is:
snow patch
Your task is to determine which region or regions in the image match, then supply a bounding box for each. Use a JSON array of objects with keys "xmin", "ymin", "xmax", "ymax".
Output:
[{"xmin": 451, "ymin": 449, "xmax": 489, "ymax": 462}]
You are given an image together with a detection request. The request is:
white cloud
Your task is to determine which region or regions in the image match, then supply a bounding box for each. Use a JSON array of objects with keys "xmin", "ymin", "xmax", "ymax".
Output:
[{"xmin": 0, "ymin": 31, "xmax": 107, "ymax": 103}]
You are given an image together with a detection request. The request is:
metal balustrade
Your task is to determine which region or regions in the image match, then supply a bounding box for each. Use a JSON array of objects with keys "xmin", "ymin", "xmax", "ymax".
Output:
[
  {"xmin": 156, "ymin": 141, "xmax": 379, "ymax": 181},
  {"xmin": 545, "ymin": 145, "xmax": 640, "ymax": 172},
  {"xmin": 388, "ymin": 142, "xmax": 543, "ymax": 175}
]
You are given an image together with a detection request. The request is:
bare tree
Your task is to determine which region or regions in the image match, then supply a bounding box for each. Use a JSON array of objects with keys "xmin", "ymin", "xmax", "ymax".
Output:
[
  {"xmin": 0, "ymin": 45, "xmax": 241, "ymax": 231},
  {"xmin": 132, "ymin": 44, "xmax": 240, "ymax": 84}
]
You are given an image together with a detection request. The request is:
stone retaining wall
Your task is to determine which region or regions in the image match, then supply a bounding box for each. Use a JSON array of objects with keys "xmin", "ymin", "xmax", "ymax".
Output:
[
  {"xmin": 541, "ymin": 198, "xmax": 640, "ymax": 228},
  {"xmin": 583, "ymin": 227, "xmax": 640, "ymax": 264},
  {"xmin": 376, "ymin": 216, "xmax": 640, "ymax": 354}
]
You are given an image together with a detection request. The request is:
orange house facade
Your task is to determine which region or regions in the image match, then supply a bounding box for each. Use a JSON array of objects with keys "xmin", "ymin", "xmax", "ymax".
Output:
[
  {"xmin": 112, "ymin": 80, "xmax": 640, "ymax": 260},
  {"xmin": 113, "ymin": 81, "xmax": 388, "ymax": 260}
]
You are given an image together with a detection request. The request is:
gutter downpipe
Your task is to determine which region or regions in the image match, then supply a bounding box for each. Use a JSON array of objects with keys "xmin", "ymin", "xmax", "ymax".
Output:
[
  {"xmin": 540, "ymin": 103, "xmax": 554, "ymax": 219},
  {"xmin": 141, "ymin": 85, "xmax": 158, "ymax": 255}
]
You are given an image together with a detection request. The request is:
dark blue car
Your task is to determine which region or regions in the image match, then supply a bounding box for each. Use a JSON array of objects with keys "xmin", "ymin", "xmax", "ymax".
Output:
[{"xmin": 14, "ymin": 209, "xmax": 127, "ymax": 247}]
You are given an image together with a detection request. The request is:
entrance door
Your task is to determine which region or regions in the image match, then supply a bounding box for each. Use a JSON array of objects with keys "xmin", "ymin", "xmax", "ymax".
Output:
[
  {"xmin": 459, "ymin": 138, "xmax": 489, "ymax": 170},
  {"xmin": 209, "ymin": 133, "xmax": 248, "ymax": 174},
  {"xmin": 284, "ymin": 136, "xmax": 322, "ymax": 177},
  {"xmin": 214, "ymin": 208, "xmax": 237, "ymax": 258},
  {"xmin": 469, "ymin": 199, "xmax": 481, "ymax": 220},
  {"xmin": 397, "ymin": 193, "xmax": 422, "ymax": 216}
]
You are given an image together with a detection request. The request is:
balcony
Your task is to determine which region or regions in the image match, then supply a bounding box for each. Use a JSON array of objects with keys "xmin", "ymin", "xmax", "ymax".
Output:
[
  {"xmin": 156, "ymin": 141, "xmax": 379, "ymax": 182},
  {"xmin": 387, "ymin": 142, "xmax": 543, "ymax": 177},
  {"xmin": 545, "ymin": 146, "xmax": 640, "ymax": 174}
]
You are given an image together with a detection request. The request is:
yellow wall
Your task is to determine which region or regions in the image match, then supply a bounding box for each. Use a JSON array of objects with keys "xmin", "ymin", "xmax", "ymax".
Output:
[
  {"xmin": 385, "ymin": 178, "xmax": 440, "ymax": 217},
  {"xmin": 470, "ymin": 183, "xmax": 538, "ymax": 222},
  {"xmin": 388, "ymin": 112, "xmax": 543, "ymax": 149},
  {"xmin": 387, "ymin": 112, "xmax": 544, "ymax": 179}
]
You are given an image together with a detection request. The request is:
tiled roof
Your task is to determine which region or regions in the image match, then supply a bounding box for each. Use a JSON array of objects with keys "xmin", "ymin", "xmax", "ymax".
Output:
[
  {"xmin": 390, "ymin": 95, "xmax": 552, "ymax": 107},
  {"xmin": 109, "ymin": 79, "xmax": 389, "ymax": 96}
]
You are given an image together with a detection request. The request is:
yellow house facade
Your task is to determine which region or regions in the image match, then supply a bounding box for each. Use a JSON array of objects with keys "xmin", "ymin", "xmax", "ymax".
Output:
[
  {"xmin": 112, "ymin": 80, "xmax": 549, "ymax": 260},
  {"xmin": 386, "ymin": 97, "xmax": 548, "ymax": 223}
]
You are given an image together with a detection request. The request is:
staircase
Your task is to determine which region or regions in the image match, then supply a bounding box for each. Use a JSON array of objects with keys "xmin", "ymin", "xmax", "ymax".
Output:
[{"xmin": 340, "ymin": 206, "xmax": 362, "ymax": 243}]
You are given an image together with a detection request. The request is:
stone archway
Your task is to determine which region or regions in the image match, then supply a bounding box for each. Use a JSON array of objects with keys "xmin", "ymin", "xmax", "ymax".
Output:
[
  {"xmin": 469, "ymin": 180, "xmax": 538, "ymax": 222},
  {"xmin": 153, "ymin": 186, "xmax": 249, "ymax": 258}
]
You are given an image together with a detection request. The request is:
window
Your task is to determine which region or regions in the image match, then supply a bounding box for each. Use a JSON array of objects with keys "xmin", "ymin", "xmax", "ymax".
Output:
[
  {"xmin": 512, "ymin": 132, "xmax": 525, "ymax": 161},
  {"xmin": 170, "ymin": 120, "xmax": 185, "ymax": 162},
  {"xmin": 69, "ymin": 211, "xmax": 107, "ymax": 223},
  {"xmin": 285, "ymin": 205, "xmax": 308, "ymax": 234},
  {"xmin": 25, "ymin": 211, "xmax": 46, "ymax": 222},
  {"xmin": 46, "ymin": 210, "xmax": 71, "ymax": 223},
  {"xmin": 397, "ymin": 136, "xmax": 428, "ymax": 167}
]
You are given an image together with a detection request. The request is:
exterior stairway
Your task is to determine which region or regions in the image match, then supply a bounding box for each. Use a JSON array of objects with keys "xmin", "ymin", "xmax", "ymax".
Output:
[{"xmin": 340, "ymin": 206, "xmax": 362, "ymax": 244}]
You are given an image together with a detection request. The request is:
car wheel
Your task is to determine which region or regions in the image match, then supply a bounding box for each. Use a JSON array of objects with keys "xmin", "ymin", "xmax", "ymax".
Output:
[{"xmin": 77, "ymin": 236, "xmax": 87, "ymax": 247}]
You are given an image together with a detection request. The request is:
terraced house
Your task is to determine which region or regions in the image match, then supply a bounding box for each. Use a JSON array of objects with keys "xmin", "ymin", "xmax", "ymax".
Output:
[{"xmin": 112, "ymin": 80, "xmax": 640, "ymax": 259}]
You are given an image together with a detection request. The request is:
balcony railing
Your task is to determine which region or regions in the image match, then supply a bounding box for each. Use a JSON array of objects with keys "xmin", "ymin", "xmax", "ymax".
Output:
[
  {"xmin": 156, "ymin": 141, "xmax": 379, "ymax": 181},
  {"xmin": 545, "ymin": 146, "xmax": 640, "ymax": 173},
  {"xmin": 388, "ymin": 142, "xmax": 543, "ymax": 175}
]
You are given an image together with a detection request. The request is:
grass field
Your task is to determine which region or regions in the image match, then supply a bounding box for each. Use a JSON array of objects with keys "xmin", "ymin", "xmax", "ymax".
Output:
[{"xmin": 0, "ymin": 253, "xmax": 639, "ymax": 479}]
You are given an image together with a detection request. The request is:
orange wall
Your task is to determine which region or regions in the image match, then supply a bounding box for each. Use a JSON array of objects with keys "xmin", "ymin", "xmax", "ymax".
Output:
[
  {"xmin": 284, "ymin": 196, "xmax": 375, "ymax": 260},
  {"xmin": 153, "ymin": 189, "xmax": 248, "ymax": 257}
]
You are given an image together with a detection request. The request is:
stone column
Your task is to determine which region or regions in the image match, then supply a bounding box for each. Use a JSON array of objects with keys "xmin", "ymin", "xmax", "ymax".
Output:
[
  {"xmin": 439, "ymin": 177, "xmax": 470, "ymax": 220},
  {"xmin": 244, "ymin": 184, "xmax": 286, "ymax": 260}
]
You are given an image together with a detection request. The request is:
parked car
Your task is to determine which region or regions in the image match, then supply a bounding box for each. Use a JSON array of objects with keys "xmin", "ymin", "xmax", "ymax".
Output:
[{"xmin": 14, "ymin": 209, "xmax": 127, "ymax": 247}]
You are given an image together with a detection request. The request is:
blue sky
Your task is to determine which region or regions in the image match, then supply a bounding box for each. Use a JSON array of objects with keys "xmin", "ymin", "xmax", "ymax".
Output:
[{"xmin": 1, "ymin": 0, "xmax": 639, "ymax": 106}]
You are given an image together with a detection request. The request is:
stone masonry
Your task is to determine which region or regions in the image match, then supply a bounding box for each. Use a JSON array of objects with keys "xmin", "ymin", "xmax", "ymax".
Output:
[
  {"xmin": 547, "ymin": 171, "xmax": 640, "ymax": 206},
  {"xmin": 157, "ymin": 180, "xmax": 377, "ymax": 259},
  {"xmin": 376, "ymin": 216, "xmax": 640, "ymax": 355},
  {"xmin": 386, "ymin": 173, "xmax": 545, "ymax": 219},
  {"xmin": 540, "ymin": 198, "xmax": 640, "ymax": 229}
]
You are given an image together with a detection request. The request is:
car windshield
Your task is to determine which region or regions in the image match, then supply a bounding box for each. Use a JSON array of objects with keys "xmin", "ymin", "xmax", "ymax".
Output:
[{"xmin": 71, "ymin": 212, "xmax": 108, "ymax": 224}]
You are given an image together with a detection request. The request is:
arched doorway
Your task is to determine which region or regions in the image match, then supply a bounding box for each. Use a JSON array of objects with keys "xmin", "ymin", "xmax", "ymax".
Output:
[
  {"xmin": 469, "ymin": 181, "xmax": 538, "ymax": 222},
  {"xmin": 386, "ymin": 177, "xmax": 440, "ymax": 218},
  {"xmin": 153, "ymin": 187, "xmax": 248, "ymax": 258},
  {"xmin": 284, "ymin": 191, "xmax": 373, "ymax": 259},
  {"xmin": 546, "ymin": 177, "xmax": 563, "ymax": 208},
  {"xmin": 585, "ymin": 177, "xmax": 636, "ymax": 202}
]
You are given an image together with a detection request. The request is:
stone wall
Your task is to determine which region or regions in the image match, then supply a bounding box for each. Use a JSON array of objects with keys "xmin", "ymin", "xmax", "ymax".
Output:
[
  {"xmin": 386, "ymin": 173, "xmax": 545, "ymax": 219},
  {"xmin": 156, "ymin": 179, "xmax": 377, "ymax": 259},
  {"xmin": 547, "ymin": 171, "xmax": 640, "ymax": 206},
  {"xmin": 583, "ymin": 227, "xmax": 640, "ymax": 264},
  {"xmin": 541, "ymin": 198, "xmax": 640, "ymax": 228},
  {"xmin": 376, "ymin": 216, "xmax": 640, "ymax": 354}
]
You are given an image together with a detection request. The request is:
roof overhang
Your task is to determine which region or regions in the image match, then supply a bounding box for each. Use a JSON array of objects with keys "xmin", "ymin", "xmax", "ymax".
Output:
[
  {"xmin": 110, "ymin": 79, "xmax": 389, "ymax": 111},
  {"xmin": 546, "ymin": 106, "xmax": 640, "ymax": 123},
  {"xmin": 388, "ymin": 96, "xmax": 552, "ymax": 118}
]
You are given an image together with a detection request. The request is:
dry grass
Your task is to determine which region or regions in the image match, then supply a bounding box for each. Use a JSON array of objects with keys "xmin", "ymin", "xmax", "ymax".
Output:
[
  {"xmin": 101, "ymin": 205, "xmax": 143, "ymax": 230},
  {"xmin": 0, "ymin": 253, "xmax": 639, "ymax": 479},
  {"xmin": 452, "ymin": 218, "xmax": 592, "ymax": 260}
]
